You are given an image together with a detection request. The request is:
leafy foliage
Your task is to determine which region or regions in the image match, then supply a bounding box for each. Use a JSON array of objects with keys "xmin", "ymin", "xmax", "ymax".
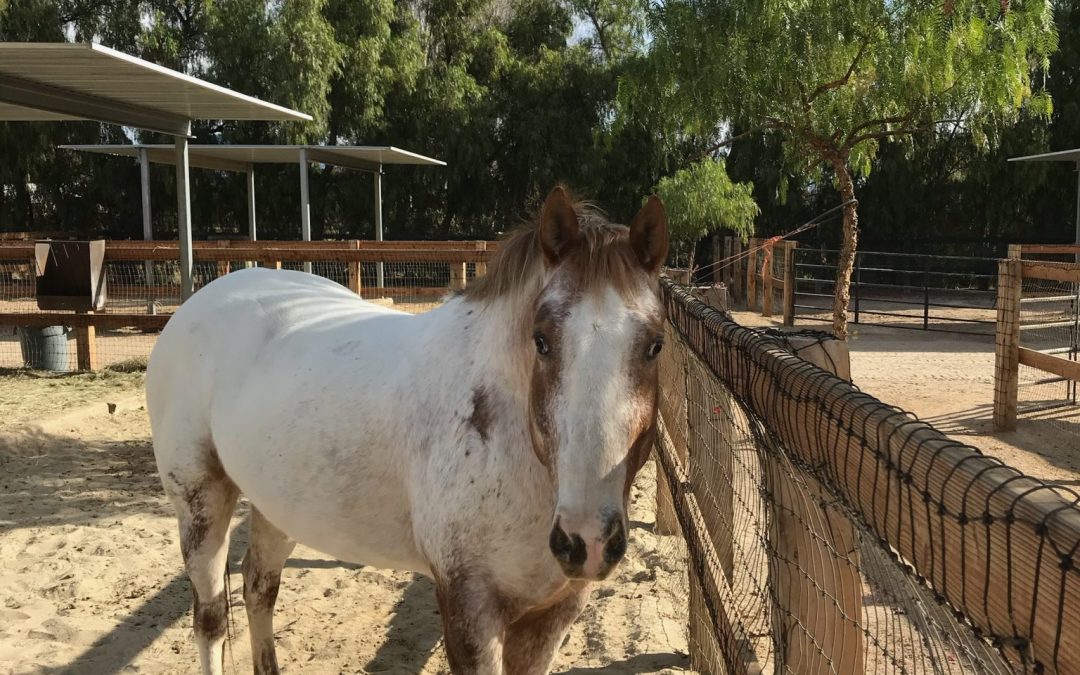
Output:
[
  {"xmin": 653, "ymin": 159, "xmax": 757, "ymax": 268},
  {"xmin": 0, "ymin": 0, "xmax": 682, "ymax": 242},
  {"xmin": 626, "ymin": 0, "xmax": 1059, "ymax": 335}
]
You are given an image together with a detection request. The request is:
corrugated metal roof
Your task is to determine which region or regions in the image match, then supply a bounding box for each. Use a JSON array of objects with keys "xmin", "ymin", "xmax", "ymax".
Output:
[
  {"xmin": 1008, "ymin": 149, "xmax": 1080, "ymax": 163},
  {"xmin": 61, "ymin": 144, "xmax": 446, "ymax": 172},
  {"xmin": 0, "ymin": 42, "xmax": 311, "ymax": 134}
]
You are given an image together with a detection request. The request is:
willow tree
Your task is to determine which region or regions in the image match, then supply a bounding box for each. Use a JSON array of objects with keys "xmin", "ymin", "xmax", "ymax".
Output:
[
  {"xmin": 653, "ymin": 159, "xmax": 758, "ymax": 273},
  {"xmin": 627, "ymin": 0, "xmax": 1058, "ymax": 337}
]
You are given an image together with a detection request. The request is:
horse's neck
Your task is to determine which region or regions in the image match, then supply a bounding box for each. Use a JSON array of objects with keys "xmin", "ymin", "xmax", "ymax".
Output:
[{"xmin": 439, "ymin": 294, "xmax": 533, "ymax": 399}]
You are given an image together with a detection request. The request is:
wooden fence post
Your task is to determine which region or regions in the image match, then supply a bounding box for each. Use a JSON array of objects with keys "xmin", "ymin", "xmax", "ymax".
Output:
[
  {"xmin": 733, "ymin": 237, "xmax": 744, "ymax": 304},
  {"xmin": 765, "ymin": 333, "xmax": 862, "ymax": 674},
  {"xmin": 770, "ymin": 462, "xmax": 864, "ymax": 675},
  {"xmin": 656, "ymin": 333, "xmax": 689, "ymax": 537},
  {"xmin": 686, "ymin": 359, "xmax": 736, "ymax": 582},
  {"xmin": 450, "ymin": 262, "xmax": 468, "ymax": 290},
  {"xmin": 746, "ymin": 238, "xmax": 758, "ymax": 312},
  {"xmin": 721, "ymin": 236, "xmax": 732, "ymax": 290},
  {"xmin": 712, "ymin": 236, "xmax": 723, "ymax": 285},
  {"xmin": 993, "ymin": 257, "xmax": 1022, "ymax": 431},
  {"xmin": 762, "ymin": 243, "xmax": 774, "ymax": 318},
  {"xmin": 475, "ymin": 241, "xmax": 488, "ymax": 277},
  {"xmin": 347, "ymin": 240, "xmax": 362, "ymax": 294},
  {"xmin": 75, "ymin": 314, "xmax": 98, "ymax": 371},
  {"xmin": 783, "ymin": 241, "xmax": 797, "ymax": 327}
]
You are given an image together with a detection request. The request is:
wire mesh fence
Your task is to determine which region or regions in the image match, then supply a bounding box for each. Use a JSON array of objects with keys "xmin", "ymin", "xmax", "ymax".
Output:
[
  {"xmin": 1017, "ymin": 275, "xmax": 1078, "ymax": 416},
  {"xmin": 657, "ymin": 277, "xmax": 1080, "ymax": 674},
  {"xmin": 0, "ymin": 241, "xmax": 495, "ymax": 371},
  {"xmin": 792, "ymin": 249, "xmax": 998, "ymax": 335},
  {"xmin": 1013, "ymin": 248, "xmax": 1080, "ymax": 436}
]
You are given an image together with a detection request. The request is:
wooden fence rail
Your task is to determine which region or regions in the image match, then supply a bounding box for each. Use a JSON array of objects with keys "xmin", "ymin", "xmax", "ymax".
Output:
[
  {"xmin": 0, "ymin": 240, "xmax": 500, "ymax": 371},
  {"xmin": 662, "ymin": 278, "xmax": 1080, "ymax": 674},
  {"xmin": 993, "ymin": 246, "xmax": 1080, "ymax": 432},
  {"xmin": 738, "ymin": 237, "xmax": 796, "ymax": 326}
]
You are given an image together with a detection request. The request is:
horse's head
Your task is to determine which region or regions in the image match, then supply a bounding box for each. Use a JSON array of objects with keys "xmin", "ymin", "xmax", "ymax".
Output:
[{"xmin": 526, "ymin": 186, "xmax": 668, "ymax": 581}]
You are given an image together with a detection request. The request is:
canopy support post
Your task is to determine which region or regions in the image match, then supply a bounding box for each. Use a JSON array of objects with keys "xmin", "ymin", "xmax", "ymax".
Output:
[
  {"xmin": 300, "ymin": 149, "xmax": 311, "ymax": 273},
  {"xmin": 375, "ymin": 168, "xmax": 384, "ymax": 290},
  {"xmin": 175, "ymin": 128, "xmax": 194, "ymax": 301},
  {"xmin": 139, "ymin": 147, "xmax": 155, "ymax": 313},
  {"xmin": 247, "ymin": 166, "xmax": 257, "ymax": 242}
]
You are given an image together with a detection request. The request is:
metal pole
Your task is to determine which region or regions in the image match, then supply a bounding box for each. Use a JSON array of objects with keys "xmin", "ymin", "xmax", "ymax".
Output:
[
  {"xmin": 374, "ymin": 168, "xmax": 384, "ymax": 289},
  {"xmin": 246, "ymin": 166, "xmax": 256, "ymax": 242},
  {"xmin": 853, "ymin": 252, "xmax": 861, "ymax": 325},
  {"xmin": 299, "ymin": 149, "xmax": 312, "ymax": 273},
  {"xmin": 1075, "ymin": 161, "xmax": 1080, "ymax": 256},
  {"xmin": 1073, "ymin": 162, "xmax": 1080, "ymax": 402},
  {"xmin": 175, "ymin": 128, "xmax": 194, "ymax": 301},
  {"xmin": 139, "ymin": 148, "xmax": 155, "ymax": 313},
  {"xmin": 923, "ymin": 256, "xmax": 930, "ymax": 331}
]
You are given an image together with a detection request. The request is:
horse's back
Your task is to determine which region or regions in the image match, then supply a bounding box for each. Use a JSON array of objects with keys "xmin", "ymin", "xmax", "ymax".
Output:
[
  {"xmin": 146, "ymin": 268, "xmax": 428, "ymax": 569},
  {"xmin": 147, "ymin": 267, "xmax": 396, "ymax": 419}
]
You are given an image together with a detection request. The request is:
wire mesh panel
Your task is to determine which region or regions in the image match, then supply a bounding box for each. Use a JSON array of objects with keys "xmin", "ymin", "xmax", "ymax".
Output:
[
  {"xmin": 1014, "ymin": 250, "xmax": 1080, "ymax": 434},
  {"xmin": 0, "ymin": 241, "xmax": 497, "ymax": 371},
  {"xmin": 657, "ymin": 277, "xmax": 1080, "ymax": 674},
  {"xmin": 793, "ymin": 249, "xmax": 998, "ymax": 335}
]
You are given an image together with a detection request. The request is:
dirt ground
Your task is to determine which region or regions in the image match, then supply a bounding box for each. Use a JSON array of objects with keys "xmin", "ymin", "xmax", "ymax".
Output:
[
  {"xmin": 0, "ymin": 392, "xmax": 692, "ymax": 675},
  {"xmin": 734, "ymin": 310, "xmax": 1080, "ymax": 484},
  {"xmin": 2, "ymin": 310, "xmax": 1079, "ymax": 675}
]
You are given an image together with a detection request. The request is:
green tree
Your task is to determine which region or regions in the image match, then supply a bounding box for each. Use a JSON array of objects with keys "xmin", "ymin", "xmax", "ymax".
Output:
[
  {"xmin": 628, "ymin": 0, "xmax": 1058, "ymax": 337},
  {"xmin": 653, "ymin": 159, "xmax": 757, "ymax": 272}
]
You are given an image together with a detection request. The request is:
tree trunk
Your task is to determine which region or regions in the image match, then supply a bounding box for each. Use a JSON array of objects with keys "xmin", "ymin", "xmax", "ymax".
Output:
[{"xmin": 832, "ymin": 160, "xmax": 859, "ymax": 339}]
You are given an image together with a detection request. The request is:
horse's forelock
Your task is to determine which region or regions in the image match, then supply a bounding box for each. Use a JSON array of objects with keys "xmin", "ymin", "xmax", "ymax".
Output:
[{"xmin": 463, "ymin": 204, "xmax": 651, "ymax": 310}]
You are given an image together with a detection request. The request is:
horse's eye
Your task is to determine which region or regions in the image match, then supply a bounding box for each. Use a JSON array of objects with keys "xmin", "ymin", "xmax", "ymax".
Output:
[
  {"xmin": 647, "ymin": 340, "xmax": 663, "ymax": 359},
  {"xmin": 534, "ymin": 332, "xmax": 550, "ymax": 356}
]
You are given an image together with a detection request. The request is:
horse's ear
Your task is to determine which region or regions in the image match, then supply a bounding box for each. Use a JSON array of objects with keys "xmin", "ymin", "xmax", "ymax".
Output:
[
  {"xmin": 539, "ymin": 186, "xmax": 580, "ymax": 265},
  {"xmin": 629, "ymin": 195, "xmax": 669, "ymax": 274}
]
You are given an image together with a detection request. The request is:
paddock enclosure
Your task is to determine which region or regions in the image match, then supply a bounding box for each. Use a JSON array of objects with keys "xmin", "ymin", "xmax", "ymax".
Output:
[
  {"xmin": 2, "ymin": 238, "xmax": 1080, "ymax": 674},
  {"xmin": 0, "ymin": 239, "xmax": 497, "ymax": 370}
]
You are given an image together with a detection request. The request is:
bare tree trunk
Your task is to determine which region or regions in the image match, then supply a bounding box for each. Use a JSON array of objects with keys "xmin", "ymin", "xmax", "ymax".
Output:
[{"xmin": 832, "ymin": 159, "xmax": 858, "ymax": 339}]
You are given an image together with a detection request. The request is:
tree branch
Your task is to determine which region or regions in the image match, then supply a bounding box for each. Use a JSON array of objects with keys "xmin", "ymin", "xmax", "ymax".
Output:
[
  {"xmin": 841, "ymin": 115, "xmax": 911, "ymax": 149},
  {"xmin": 806, "ymin": 39, "xmax": 869, "ymax": 104},
  {"xmin": 698, "ymin": 128, "xmax": 760, "ymax": 158},
  {"xmin": 846, "ymin": 119, "xmax": 963, "ymax": 147},
  {"xmin": 697, "ymin": 120, "xmax": 789, "ymax": 159}
]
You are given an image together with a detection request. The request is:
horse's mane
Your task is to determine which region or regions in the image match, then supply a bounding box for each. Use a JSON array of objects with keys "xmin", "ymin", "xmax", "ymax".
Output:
[{"xmin": 463, "ymin": 194, "xmax": 645, "ymax": 307}]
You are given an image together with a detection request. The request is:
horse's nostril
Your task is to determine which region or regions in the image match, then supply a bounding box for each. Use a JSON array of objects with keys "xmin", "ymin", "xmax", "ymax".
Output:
[
  {"xmin": 603, "ymin": 520, "xmax": 627, "ymax": 564},
  {"xmin": 549, "ymin": 523, "xmax": 587, "ymax": 567}
]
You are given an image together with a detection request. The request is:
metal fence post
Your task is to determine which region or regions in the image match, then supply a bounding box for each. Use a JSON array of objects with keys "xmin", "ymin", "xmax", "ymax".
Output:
[
  {"xmin": 923, "ymin": 255, "xmax": 931, "ymax": 331},
  {"xmin": 783, "ymin": 241, "xmax": 797, "ymax": 327},
  {"xmin": 853, "ymin": 252, "xmax": 861, "ymax": 325}
]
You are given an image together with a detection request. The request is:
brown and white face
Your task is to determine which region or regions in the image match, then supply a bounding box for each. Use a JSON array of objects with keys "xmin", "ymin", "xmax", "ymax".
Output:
[{"xmin": 528, "ymin": 187, "xmax": 668, "ymax": 581}]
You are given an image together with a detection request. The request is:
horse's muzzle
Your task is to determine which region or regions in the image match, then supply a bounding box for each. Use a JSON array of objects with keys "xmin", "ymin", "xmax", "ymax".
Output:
[{"xmin": 549, "ymin": 514, "xmax": 627, "ymax": 580}]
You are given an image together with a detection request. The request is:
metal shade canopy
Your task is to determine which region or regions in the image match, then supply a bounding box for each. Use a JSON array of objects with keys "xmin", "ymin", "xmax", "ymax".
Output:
[
  {"xmin": 0, "ymin": 42, "xmax": 310, "ymax": 136},
  {"xmin": 0, "ymin": 42, "xmax": 312, "ymax": 300},
  {"xmin": 1009, "ymin": 148, "xmax": 1080, "ymax": 250},
  {"xmin": 61, "ymin": 144, "xmax": 447, "ymax": 283}
]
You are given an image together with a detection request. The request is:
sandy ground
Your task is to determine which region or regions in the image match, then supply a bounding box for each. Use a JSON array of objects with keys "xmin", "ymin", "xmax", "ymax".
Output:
[
  {"xmin": 734, "ymin": 310, "xmax": 1080, "ymax": 485},
  {"xmin": 0, "ymin": 394, "xmax": 692, "ymax": 675},
  {"xmin": 3, "ymin": 308, "xmax": 1079, "ymax": 675}
]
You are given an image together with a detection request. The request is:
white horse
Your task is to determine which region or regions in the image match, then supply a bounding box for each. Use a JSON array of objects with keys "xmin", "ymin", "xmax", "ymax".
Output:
[{"xmin": 146, "ymin": 186, "xmax": 669, "ymax": 674}]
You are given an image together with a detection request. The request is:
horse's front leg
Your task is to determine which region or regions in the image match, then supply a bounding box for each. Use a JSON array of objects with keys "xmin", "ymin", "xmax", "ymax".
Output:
[
  {"xmin": 502, "ymin": 582, "xmax": 589, "ymax": 675},
  {"xmin": 434, "ymin": 570, "xmax": 509, "ymax": 674}
]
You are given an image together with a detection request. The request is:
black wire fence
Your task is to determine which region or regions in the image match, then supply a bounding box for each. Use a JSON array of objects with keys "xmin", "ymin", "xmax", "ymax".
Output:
[
  {"xmin": 656, "ymin": 277, "xmax": 1080, "ymax": 674},
  {"xmin": 793, "ymin": 248, "xmax": 998, "ymax": 336}
]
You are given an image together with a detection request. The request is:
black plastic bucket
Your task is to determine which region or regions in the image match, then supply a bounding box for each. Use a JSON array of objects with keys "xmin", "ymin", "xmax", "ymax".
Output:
[{"xmin": 18, "ymin": 325, "xmax": 71, "ymax": 371}]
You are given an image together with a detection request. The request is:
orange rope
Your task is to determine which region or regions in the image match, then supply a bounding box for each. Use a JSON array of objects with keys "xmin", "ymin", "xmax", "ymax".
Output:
[{"xmin": 760, "ymin": 235, "xmax": 783, "ymax": 279}]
